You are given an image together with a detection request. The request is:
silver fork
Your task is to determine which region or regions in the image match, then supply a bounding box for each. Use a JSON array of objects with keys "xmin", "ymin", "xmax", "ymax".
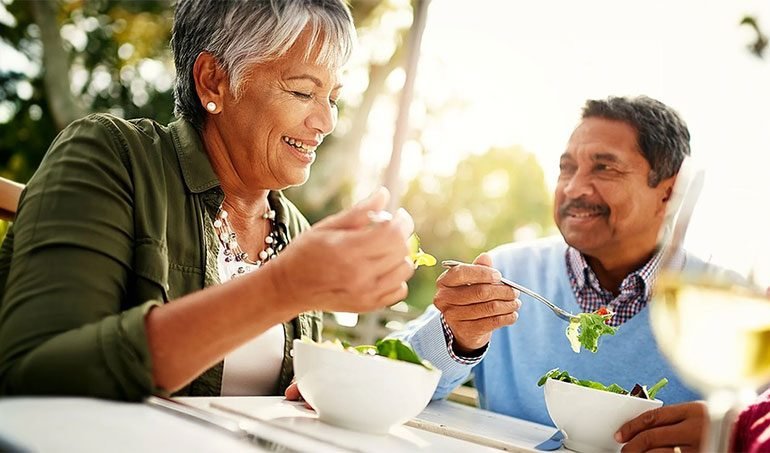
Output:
[{"xmin": 441, "ymin": 260, "xmax": 578, "ymax": 322}]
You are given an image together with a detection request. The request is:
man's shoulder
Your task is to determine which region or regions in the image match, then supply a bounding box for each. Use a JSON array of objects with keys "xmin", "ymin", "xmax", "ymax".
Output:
[{"xmin": 682, "ymin": 250, "xmax": 747, "ymax": 284}]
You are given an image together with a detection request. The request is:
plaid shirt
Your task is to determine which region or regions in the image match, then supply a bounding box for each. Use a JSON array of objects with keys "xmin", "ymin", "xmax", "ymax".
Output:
[
  {"xmin": 440, "ymin": 313, "xmax": 487, "ymax": 365},
  {"xmin": 565, "ymin": 247, "xmax": 664, "ymax": 327}
]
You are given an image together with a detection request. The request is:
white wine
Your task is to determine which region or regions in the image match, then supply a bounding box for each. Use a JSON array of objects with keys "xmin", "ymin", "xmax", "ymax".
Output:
[{"xmin": 651, "ymin": 274, "xmax": 770, "ymax": 393}]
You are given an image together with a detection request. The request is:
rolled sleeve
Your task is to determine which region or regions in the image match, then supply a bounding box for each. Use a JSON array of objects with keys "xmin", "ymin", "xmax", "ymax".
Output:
[
  {"xmin": 439, "ymin": 313, "xmax": 488, "ymax": 366},
  {"xmin": 388, "ymin": 305, "xmax": 479, "ymax": 400},
  {"xmin": 2, "ymin": 301, "xmax": 160, "ymax": 400}
]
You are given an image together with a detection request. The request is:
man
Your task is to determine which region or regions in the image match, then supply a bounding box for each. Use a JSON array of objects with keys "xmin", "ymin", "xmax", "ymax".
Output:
[{"xmin": 393, "ymin": 96, "xmax": 708, "ymax": 452}]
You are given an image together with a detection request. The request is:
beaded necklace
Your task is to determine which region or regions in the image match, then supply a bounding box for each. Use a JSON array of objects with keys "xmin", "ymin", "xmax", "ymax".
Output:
[{"xmin": 213, "ymin": 202, "xmax": 285, "ymax": 280}]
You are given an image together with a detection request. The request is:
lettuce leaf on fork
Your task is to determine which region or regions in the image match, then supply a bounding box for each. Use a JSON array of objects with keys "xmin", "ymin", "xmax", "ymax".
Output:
[{"xmin": 565, "ymin": 308, "xmax": 617, "ymax": 353}]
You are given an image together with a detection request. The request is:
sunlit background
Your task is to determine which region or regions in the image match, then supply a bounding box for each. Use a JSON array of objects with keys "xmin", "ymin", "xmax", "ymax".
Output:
[{"xmin": 1, "ymin": 0, "xmax": 769, "ymax": 342}]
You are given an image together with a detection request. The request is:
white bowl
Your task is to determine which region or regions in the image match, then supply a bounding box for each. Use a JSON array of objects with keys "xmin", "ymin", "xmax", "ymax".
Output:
[
  {"xmin": 544, "ymin": 378, "xmax": 663, "ymax": 453},
  {"xmin": 292, "ymin": 339, "xmax": 442, "ymax": 434}
]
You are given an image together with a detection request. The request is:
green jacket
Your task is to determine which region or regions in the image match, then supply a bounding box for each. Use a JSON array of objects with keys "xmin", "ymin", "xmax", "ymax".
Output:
[{"xmin": 0, "ymin": 114, "xmax": 321, "ymax": 400}]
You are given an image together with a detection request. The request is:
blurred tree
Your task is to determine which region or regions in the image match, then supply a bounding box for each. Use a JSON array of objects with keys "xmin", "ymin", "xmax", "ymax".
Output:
[
  {"xmin": 0, "ymin": 0, "xmax": 175, "ymax": 183},
  {"xmin": 0, "ymin": 0, "xmax": 415, "ymax": 218},
  {"xmin": 401, "ymin": 146, "xmax": 555, "ymax": 310},
  {"xmin": 741, "ymin": 16, "xmax": 768, "ymax": 59}
]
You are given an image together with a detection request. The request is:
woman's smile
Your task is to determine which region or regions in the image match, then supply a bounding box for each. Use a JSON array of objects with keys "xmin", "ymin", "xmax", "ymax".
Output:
[
  {"xmin": 282, "ymin": 135, "xmax": 319, "ymax": 153},
  {"xmin": 282, "ymin": 135, "xmax": 317, "ymax": 164}
]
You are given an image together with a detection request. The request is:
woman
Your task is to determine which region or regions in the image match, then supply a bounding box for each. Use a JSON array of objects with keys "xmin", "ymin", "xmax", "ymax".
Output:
[
  {"xmin": 731, "ymin": 389, "xmax": 770, "ymax": 452},
  {"xmin": 0, "ymin": 0, "xmax": 415, "ymax": 401}
]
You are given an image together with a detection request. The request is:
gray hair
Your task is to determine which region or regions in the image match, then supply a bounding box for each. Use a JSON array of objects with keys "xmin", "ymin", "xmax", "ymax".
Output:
[
  {"xmin": 172, "ymin": 0, "xmax": 356, "ymax": 129},
  {"xmin": 582, "ymin": 96, "xmax": 691, "ymax": 187}
]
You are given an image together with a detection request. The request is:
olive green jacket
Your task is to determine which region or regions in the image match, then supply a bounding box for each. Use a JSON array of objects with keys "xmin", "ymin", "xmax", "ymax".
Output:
[{"xmin": 0, "ymin": 114, "xmax": 321, "ymax": 401}]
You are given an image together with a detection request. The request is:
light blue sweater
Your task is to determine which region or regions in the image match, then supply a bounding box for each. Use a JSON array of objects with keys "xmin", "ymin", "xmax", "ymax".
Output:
[{"xmin": 394, "ymin": 236, "xmax": 702, "ymax": 427}]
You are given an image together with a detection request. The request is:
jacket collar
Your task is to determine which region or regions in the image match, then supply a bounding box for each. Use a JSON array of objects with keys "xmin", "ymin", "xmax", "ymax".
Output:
[{"xmin": 169, "ymin": 118, "xmax": 220, "ymax": 194}]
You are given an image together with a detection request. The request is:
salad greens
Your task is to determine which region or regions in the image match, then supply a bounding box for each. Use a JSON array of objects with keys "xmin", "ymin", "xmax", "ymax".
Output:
[
  {"xmin": 566, "ymin": 308, "xmax": 617, "ymax": 353},
  {"xmin": 303, "ymin": 337, "xmax": 434, "ymax": 370},
  {"xmin": 408, "ymin": 234, "xmax": 437, "ymax": 268},
  {"xmin": 370, "ymin": 338, "xmax": 432, "ymax": 369},
  {"xmin": 538, "ymin": 368, "xmax": 669, "ymax": 400}
]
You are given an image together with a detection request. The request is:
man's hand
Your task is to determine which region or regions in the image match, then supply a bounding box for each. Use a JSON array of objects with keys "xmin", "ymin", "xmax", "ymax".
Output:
[
  {"xmin": 615, "ymin": 401, "xmax": 707, "ymax": 452},
  {"xmin": 434, "ymin": 253, "xmax": 521, "ymax": 354}
]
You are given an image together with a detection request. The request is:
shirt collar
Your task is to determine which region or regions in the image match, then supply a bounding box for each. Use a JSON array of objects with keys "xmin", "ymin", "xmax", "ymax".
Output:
[{"xmin": 565, "ymin": 246, "xmax": 666, "ymax": 298}]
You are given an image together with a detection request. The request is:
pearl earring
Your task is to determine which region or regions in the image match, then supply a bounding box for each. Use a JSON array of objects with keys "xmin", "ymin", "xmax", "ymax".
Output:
[{"xmin": 206, "ymin": 101, "xmax": 217, "ymax": 112}]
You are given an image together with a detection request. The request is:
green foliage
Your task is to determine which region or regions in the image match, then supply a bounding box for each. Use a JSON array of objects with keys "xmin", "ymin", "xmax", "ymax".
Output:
[
  {"xmin": 400, "ymin": 146, "xmax": 554, "ymax": 310},
  {"xmin": 0, "ymin": 0, "xmax": 174, "ymax": 183}
]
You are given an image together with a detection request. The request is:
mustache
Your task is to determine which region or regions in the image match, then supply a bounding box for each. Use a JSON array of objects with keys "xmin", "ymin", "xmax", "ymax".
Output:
[{"xmin": 558, "ymin": 198, "xmax": 610, "ymax": 217}]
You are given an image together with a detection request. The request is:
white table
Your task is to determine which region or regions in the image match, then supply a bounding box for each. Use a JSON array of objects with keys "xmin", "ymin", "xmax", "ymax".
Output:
[{"xmin": 0, "ymin": 396, "xmax": 567, "ymax": 452}]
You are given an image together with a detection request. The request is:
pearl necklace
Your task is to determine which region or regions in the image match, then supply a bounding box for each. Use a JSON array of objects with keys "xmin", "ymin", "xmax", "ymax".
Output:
[{"xmin": 213, "ymin": 204, "xmax": 284, "ymax": 279}]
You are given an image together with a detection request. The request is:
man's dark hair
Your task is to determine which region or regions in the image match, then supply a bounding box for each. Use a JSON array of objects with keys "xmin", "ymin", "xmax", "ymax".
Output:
[{"xmin": 582, "ymin": 96, "xmax": 691, "ymax": 187}]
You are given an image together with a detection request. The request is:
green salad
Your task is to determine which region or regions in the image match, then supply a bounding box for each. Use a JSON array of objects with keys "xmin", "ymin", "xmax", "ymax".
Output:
[
  {"xmin": 538, "ymin": 368, "xmax": 668, "ymax": 400},
  {"xmin": 566, "ymin": 307, "xmax": 617, "ymax": 353},
  {"xmin": 302, "ymin": 337, "xmax": 435, "ymax": 370}
]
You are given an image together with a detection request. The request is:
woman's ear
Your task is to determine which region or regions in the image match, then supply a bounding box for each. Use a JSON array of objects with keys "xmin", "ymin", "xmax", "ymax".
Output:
[{"xmin": 193, "ymin": 52, "xmax": 228, "ymax": 114}]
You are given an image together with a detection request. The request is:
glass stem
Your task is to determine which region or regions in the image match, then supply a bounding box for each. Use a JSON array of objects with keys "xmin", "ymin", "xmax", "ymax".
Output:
[{"xmin": 703, "ymin": 389, "xmax": 755, "ymax": 452}]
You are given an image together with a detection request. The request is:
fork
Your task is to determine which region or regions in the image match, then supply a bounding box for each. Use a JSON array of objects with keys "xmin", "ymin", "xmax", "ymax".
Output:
[{"xmin": 441, "ymin": 260, "xmax": 578, "ymax": 322}]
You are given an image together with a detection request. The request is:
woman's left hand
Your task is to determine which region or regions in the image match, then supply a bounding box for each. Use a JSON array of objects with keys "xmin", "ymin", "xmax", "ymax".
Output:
[
  {"xmin": 615, "ymin": 401, "xmax": 707, "ymax": 452},
  {"xmin": 284, "ymin": 381, "xmax": 313, "ymax": 410}
]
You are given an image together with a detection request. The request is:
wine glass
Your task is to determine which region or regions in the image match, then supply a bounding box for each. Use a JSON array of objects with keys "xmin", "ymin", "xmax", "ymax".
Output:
[{"xmin": 651, "ymin": 158, "xmax": 770, "ymax": 452}]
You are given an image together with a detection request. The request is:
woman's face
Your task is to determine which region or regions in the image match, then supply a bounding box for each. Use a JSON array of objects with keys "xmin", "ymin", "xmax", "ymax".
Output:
[{"xmin": 214, "ymin": 33, "xmax": 342, "ymax": 191}]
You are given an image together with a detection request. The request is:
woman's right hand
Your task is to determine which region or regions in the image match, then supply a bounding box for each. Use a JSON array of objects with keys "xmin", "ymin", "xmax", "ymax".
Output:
[{"xmin": 269, "ymin": 187, "xmax": 416, "ymax": 313}]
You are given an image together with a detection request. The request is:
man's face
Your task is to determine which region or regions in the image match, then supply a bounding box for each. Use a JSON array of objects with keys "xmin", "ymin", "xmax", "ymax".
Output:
[{"xmin": 553, "ymin": 117, "xmax": 675, "ymax": 262}]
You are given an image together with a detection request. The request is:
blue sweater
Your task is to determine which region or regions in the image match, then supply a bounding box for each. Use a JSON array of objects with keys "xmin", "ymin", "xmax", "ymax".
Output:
[{"xmin": 394, "ymin": 236, "xmax": 701, "ymax": 427}]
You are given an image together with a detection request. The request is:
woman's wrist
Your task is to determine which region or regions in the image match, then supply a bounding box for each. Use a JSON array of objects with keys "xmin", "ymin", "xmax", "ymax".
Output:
[{"xmin": 260, "ymin": 258, "xmax": 307, "ymax": 317}]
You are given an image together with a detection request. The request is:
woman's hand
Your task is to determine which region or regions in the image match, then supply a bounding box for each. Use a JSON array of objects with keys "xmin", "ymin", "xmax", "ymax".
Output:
[
  {"xmin": 269, "ymin": 187, "xmax": 416, "ymax": 314},
  {"xmin": 285, "ymin": 381, "xmax": 313, "ymax": 410}
]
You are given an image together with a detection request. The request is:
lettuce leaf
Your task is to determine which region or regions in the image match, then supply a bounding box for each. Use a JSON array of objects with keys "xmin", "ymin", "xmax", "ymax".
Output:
[{"xmin": 566, "ymin": 311, "xmax": 617, "ymax": 353}]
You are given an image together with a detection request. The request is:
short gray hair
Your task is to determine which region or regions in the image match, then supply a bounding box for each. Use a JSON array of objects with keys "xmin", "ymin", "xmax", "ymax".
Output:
[
  {"xmin": 172, "ymin": 0, "xmax": 356, "ymax": 129},
  {"xmin": 582, "ymin": 96, "xmax": 691, "ymax": 187}
]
